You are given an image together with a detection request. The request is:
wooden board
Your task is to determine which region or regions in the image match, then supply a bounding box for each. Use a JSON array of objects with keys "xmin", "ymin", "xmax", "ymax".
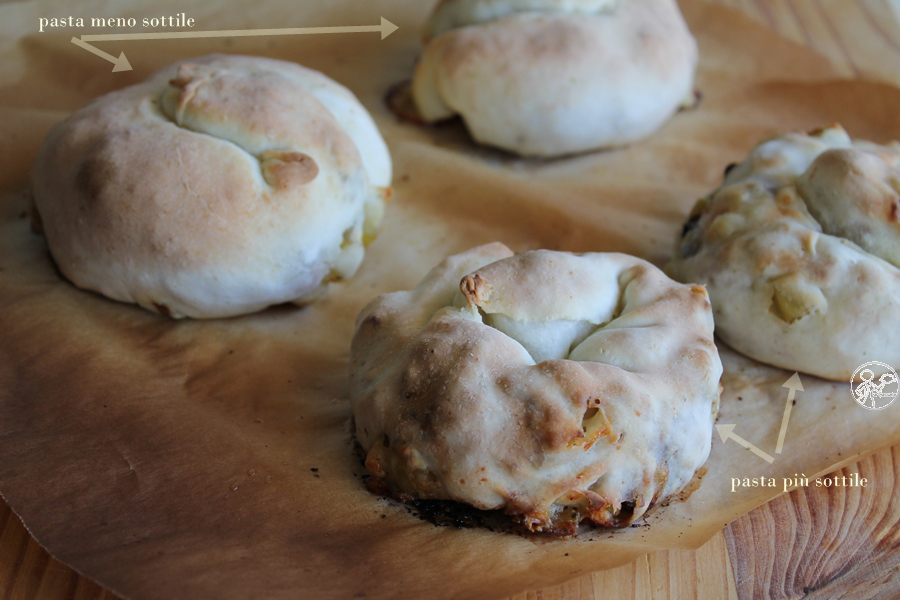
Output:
[{"xmin": 3, "ymin": 0, "xmax": 900, "ymax": 598}]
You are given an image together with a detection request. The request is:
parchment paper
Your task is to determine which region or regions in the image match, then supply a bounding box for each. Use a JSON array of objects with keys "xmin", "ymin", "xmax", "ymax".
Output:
[{"xmin": 2, "ymin": 0, "xmax": 900, "ymax": 598}]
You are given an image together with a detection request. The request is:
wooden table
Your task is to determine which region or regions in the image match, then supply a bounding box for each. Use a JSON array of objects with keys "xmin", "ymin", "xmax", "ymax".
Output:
[{"xmin": 4, "ymin": 1, "xmax": 900, "ymax": 598}]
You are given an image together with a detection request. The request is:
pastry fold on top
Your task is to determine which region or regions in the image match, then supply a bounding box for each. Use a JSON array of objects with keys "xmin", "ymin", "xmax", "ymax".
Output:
[
  {"xmin": 668, "ymin": 125, "xmax": 900, "ymax": 380},
  {"xmin": 31, "ymin": 54, "xmax": 392, "ymax": 319},
  {"xmin": 350, "ymin": 244, "xmax": 722, "ymax": 533},
  {"xmin": 410, "ymin": 0, "xmax": 697, "ymax": 157}
]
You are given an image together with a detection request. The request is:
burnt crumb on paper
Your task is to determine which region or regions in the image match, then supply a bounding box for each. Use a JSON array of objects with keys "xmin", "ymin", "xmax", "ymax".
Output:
[
  {"xmin": 351, "ymin": 435, "xmax": 658, "ymax": 539},
  {"xmin": 664, "ymin": 467, "xmax": 708, "ymax": 506}
]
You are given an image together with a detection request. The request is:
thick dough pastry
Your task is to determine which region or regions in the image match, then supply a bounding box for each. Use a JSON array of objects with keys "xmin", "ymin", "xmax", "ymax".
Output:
[
  {"xmin": 410, "ymin": 0, "xmax": 698, "ymax": 156},
  {"xmin": 668, "ymin": 125, "xmax": 900, "ymax": 380},
  {"xmin": 31, "ymin": 54, "xmax": 392, "ymax": 319},
  {"xmin": 350, "ymin": 243, "xmax": 722, "ymax": 533}
]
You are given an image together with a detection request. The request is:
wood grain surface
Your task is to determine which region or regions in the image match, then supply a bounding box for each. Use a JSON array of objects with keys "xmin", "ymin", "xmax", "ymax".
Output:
[{"xmin": 3, "ymin": 0, "xmax": 900, "ymax": 598}]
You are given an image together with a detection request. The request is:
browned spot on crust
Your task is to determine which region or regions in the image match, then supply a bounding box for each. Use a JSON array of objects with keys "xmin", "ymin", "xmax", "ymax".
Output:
[
  {"xmin": 808, "ymin": 123, "xmax": 841, "ymax": 137},
  {"xmin": 891, "ymin": 200, "xmax": 899, "ymax": 223},
  {"xmin": 166, "ymin": 64, "xmax": 209, "ymax": 120},
  {"xmin": 261, "ymin": 151, "xmax": 319, "ymax": 189},
  {"xmin": 169, "ymin": 63, "xmax": 200, "ymax": 88},
  {"xmin": 571, "ymin": 403, "xmax": 614, "ymax": 451},
  {"xmin": 582, "ymin": 490, "xmax": 636, "ymax": 529},
  {"xmin": 460, "ymin": 273, "xmax": 488, "ymax": 305},
  {"xmin": 365, "ymin": 474, "xmax": 392, "ymax": 496}
]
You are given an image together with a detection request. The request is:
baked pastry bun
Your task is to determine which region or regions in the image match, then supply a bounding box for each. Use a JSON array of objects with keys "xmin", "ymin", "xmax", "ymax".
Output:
[
  {"xmin": 668, "ymin": 125, "xmax": 900, "ymax": 380},
  {"xmin": 31, "ymin": 54, "xmax": 392, "ymax": 319},
  {"xmin": 350, "ymin": 243, "xmax": 722, "ymax": 533},
  {"xmin": 409, "ymin": 0, "xmax": 698, "ymax": 156}
]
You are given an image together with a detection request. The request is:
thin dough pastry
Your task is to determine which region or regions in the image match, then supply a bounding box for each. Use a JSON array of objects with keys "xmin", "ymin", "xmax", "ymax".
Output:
[
  {"xmin": 351, "ymin": 243, "xmax": 722, "ymax": 533},
  {"xmin": 668, "ymin": 125, "xmax": 900, "ymax": 380}
]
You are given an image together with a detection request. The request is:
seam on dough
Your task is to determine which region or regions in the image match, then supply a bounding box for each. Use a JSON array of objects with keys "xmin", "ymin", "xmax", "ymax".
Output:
[
  {"xmin": 149, "ymin": 93, "xmax": 299, "ymax": 191},
  {"xmin": 146, "ymin": 96, "xmax": 271, "ymax": 190}
]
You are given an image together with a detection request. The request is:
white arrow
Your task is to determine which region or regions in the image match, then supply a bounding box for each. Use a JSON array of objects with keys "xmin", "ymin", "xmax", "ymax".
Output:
[
  {"xmin": 71, "ymin": 36, "xmax": 132, "ymax": 72},
  {"xmin": 71, "ymin": 18, "xmax": 399, "ymax": 72},
  {"xmin": 775, "ymin": 372, "xmax": 803, "ymax": 454},
  {"xmin": 716, "ymin": 424, "xmax": 775, "ymax": 464}
]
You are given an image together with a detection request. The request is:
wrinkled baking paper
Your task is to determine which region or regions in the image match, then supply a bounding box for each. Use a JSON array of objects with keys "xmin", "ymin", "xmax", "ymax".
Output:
[{"xmin": 2, "ymin": 0, "xmax": 900, "ymax": 598}]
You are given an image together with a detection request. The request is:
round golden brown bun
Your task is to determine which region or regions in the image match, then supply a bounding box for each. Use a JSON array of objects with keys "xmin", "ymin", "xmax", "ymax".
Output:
[
  {"xmin": 668, "ymin": 125, "xmax": 900, "ymax": 380},
  {"xmin": 350, "ymin": 243, "xmax": 722, "ymax": 533},
  {"xmin": 31, "ymin": 54, "xmax": 392, "ymax": 319},
  {"xmin": 410, "ymin": 0, "xmax": 697, "ymax": 156}
]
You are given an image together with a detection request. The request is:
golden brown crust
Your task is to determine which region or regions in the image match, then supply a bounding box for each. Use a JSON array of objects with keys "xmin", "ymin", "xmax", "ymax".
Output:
[
  {"xmin": 668, "ymin": 125, "xmax": 900, "ymax": 380},
  {"xmin": 351, "ymin": 244, "xmax": 722, "ymax": 532}
]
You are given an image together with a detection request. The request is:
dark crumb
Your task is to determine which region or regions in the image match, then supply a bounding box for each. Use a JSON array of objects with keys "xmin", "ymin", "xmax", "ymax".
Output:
[
  {"xmin": 353, "ymin": 441, "xmax": 627, "ymax": 537},
  {"xmin": 793, "ymin": 400, "xmax": 796, "ymax": 405},
  {"xmin": 152, "ymin": 302, "xmax": 172, "ymax": 318},
  {"xmin": 408, "ymin": 498, "xmax": 491, "ymax": 531},
  {"xmin": 313, "ymin": 474, "xmax": 320, "ymax": 478},
  {"xmin": 311, "ymin": 468, "xmax": 319, "ymax": 472},
  {"xmin": 381, "ymin": 514, "xmax": 386, "ymax": 519},
  {"xmin": 385, "ymin": 80, "xmax": 424, "ymax": 124},
  {"xmin": 724, "ymin": 162, "xmax": 739, "ymax": 177},
  {"xmin": 737, "ymin": 396, "xmax": 743, "ymax": 401},
  {"xmin": 680, "ymin": 213, "xmax": 701, "ymax": 239},
  {"xmin": 229, "ymin": 350, "xmax": 234, "ymax": 354},
  {"xmin": 564, "ymin": 553, "xmax": 570, "ymax": 557}
]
